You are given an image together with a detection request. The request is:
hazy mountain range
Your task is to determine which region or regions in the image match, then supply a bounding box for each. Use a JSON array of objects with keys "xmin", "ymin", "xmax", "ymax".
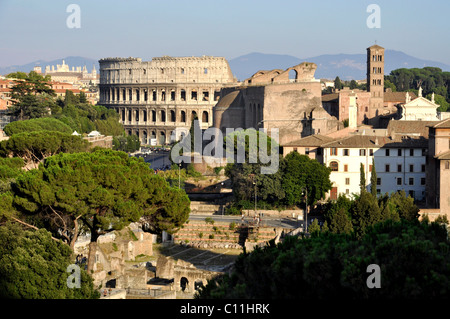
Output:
[
  {"xmin": 2, "ymin": 50, "xmax": 449, "ymax": 82},
  {"xmin": 228, "ymin": 50, "xmax": 450, "ymax": 81}
]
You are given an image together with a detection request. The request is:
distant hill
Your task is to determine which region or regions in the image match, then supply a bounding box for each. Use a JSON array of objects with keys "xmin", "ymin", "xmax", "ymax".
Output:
[
  {"xmin": 228, "ymin": 51, "xmax": 450, "ymax": 81},
  {"xmin": 0, "ymin": 56, "xmax": 99, "ymax": 76}
]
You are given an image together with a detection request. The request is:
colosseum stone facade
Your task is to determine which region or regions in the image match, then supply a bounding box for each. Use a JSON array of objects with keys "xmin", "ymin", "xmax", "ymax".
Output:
[{"xmin": 98, "ymin": 56, "xmax": 236, "ymax": 145}]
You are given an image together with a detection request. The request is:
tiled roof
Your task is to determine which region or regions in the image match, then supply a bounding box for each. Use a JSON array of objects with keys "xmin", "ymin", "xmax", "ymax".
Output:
[
  {"xmin": 322, "ymin": 135, "xmax": 388, "ymax": 148},
  {"xmin": 387, "ymin": 120, "xmax": 436, "ymax": 138},
  {"xmin": 321, "ymin": 93, "xmax": 339, "ymax": 102},
  {"xmin": 283, "ymin": 134, "xmax": 334, "ymax": 147},
  {"xmin": 321, "ymin": 134, "xmax": 427, "ymax": 149},
  {"xmin": 432, "ymin": 118, "xmax": 450, "ymax": 129},
  {"xmin": 384, "ymin": 91, "xmax": 417, "ymax": 103}
]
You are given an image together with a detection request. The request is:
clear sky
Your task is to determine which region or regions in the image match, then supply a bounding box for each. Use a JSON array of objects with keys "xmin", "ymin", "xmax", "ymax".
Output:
[{"xmin": 0, "ymin": 0, "xmax": 449, "ymax": 67}]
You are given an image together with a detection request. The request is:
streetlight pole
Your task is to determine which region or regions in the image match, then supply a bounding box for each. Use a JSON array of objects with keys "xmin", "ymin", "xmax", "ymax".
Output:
[{"xmin": 302, "ymin": 187, "xmax": 308, "ymax": 234}]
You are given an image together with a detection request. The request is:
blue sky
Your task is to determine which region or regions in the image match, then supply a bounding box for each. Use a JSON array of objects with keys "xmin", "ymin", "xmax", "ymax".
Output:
[{"xmin": 0, "ymin": 0, "xmax": 449, "ymax": 67}]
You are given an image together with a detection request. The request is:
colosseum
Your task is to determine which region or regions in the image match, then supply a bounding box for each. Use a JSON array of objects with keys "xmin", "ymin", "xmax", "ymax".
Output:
[{"xmin": 98, "ymin": 56, "xmax": 236, "ymax": 145}]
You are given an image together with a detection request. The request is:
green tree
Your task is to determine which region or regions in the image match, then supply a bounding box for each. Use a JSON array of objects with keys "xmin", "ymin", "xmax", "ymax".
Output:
[
  {"xmin": 0, "ymin": 131, "xmax": 90, "ymax": 168},
  {"xmin": 370, "ymin": 158, "xmax": 377, "ymax": 197},
  {"xmin": 334, "ymin": 76, "xmax": 343, "ymax": 90},
  {"xmin": 350, "ymin": 191, "xmax": 381, "ymax": 239},
  {"xmin": 6, "ymin": 71, "xmax": 57, "ymax": 120},
  {"xmin": 281, "ymin": 151, "xmax": 332, "ymax": 207},
  {"xmin": 112, "ymin": 134, "xmax": 141, "ymax": 153},
  {"xmin": 226, "ymin": 161, "xmax": 285, "ymax": 205},
  {"xmin": 323, "ymin": 195, "xmax": 353, "ymax": 234},
  {"xmin": 384, "ymin": 78, "xmax": 397, "ymax": 92},
  {"xmin": 197, "ymin": 219, "xmax": 450, "ymax": 299},
  {"xmin": 3, "ymin": 117, "xmax": 73, "ymax": 136},
  {"xmin": 224, "ymin": 129, "xmax": 283, "ymax": 206},
  {"xmin": 0, "ymin": 222, "xmax": 99, "ymax": 299},
  {"xmin": 359, "ymin": 162, "xmax": 366, "ymax": 194},
  {"xmin": 387, "ymin": 190, "xmax": 420, "ymax": 221},
  {"xmin": 428, "ymin": 93, "xmax": 450, "ymax": 112},
  {"xmin": 224, "ymin": 128, "xmax": 278, "ymax": 163},
  {"xmin": 12, "ymin": 149, "xmax": 190, "ymax": 272}
]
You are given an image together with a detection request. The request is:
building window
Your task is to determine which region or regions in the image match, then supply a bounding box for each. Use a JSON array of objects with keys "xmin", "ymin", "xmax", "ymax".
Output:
[
  {"xmin": 386, "ymin": 149, "xmax": 390, "ymax": 156},
  {"xmin": 345, "ymin": 178, "xmax": 350, "ymax": 185},
  {"xmin": 181, "ymin": 68, "xmax": 185, "ymax": 74},
  {"xmin": 330, "ymin": 161, "xmax": 339, "ymax": 171},
  {"xmin": 385, "ymin": 164, "xmax": 390, "ymax": 172},
  {"xmin": 359, "ymin": 149, "xmax": 366, "ymax": 156},
  {"xmin": 445, "ymin": 161, "xmax": 450, "ymax": 170},
  {"xmin": 377, "ymin": 177, "xmax": 381, "ymax": 185},
  {"xmin": 305, "ymin": 148, "xmax": 310, "ymax": 155},
  {"xmin": 421, "ymin": 164, "xmax": 426, "ymax": 172},
  {"xmin": 421, "ymin": 178, "xmax": 426, "ymax": 185},
  {"xmin": 317, "ymin": 148, "xmax": 322, "ymax": 156},
  {"xmin": 344, "ymin": 164, "xmax": 348, "ymax": 172},
  {"xmin": 398, "ymin": 149, "xmax": 402, "ymax": 156},
  {"xmin": 343, "ymin": 149, "xmax": 349, "ymax": 156},
  {"xmin": 293, "ymin": 147, "xmax": 298, "ymax": 153},
  {"xmin": 397, "ymin": 177, "xmax": 402, "ymax": 186},
  {"xmin": 409, "ymin": 164, "xmax": 414, "ymax": 172},
  {"xmin": 410, "ymin": 149, "xmax": 414, "ymax": 156},
  {"xmin": 204, "ymin": 68, "xmax": 208, "ymax": 74},
  {"xmin": 346, "ymin": 189, "xmax": 350, "ymax": 195},
  {"xmin": 422, "ymin": 148, "xmax": 426, "ymax": 156},
  {"xmin": 397, "ymin": 164, "xmax": 402, "ymax": 172},
  {"xmin": 330, "ymin": 148, "xmax": 337, "ymax": 156},
  {"xmin": 376, "ymin": 189, "xmax": 381, "ymax": 195},
  {"xmin": 409, "ymin": 178, "xmax": 414, "ymax": 185},
  {"xmin": 408, "ymin": 190, "xmax": 415, "ymax": 198},
  {"xmin": 370, "ymin": 149, "xmax": 374, "ymax": 156}
]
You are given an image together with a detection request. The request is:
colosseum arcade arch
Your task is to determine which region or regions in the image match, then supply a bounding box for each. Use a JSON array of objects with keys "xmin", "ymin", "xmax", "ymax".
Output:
[{"xmin": 202, "ymin": 110, "xmax": 209, "ymax": 123}]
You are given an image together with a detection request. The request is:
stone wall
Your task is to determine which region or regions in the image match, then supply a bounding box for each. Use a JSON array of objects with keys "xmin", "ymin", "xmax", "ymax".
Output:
[
  {"xmin": 213, "ymin": 63, "xmax": 341, "ymax": 145},
  {"xmin": 155, "ymin": 255, "xmax": 222, "ymax": 294}
]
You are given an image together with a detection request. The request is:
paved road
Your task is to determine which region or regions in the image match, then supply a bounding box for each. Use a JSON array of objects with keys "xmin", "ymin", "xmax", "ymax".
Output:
[
  {"xmin": 188, "ymin": 213, "xmax": 304, "ymax": 229},
  {"xmin": 134, "ymin": 152, "xmax": 171, "ymax": 170}
]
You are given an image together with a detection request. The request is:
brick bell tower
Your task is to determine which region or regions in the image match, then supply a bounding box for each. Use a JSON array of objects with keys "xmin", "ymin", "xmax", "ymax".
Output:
[{"xmin": 367, "ymin": 44, "xmax": 385, "ymax": 126}]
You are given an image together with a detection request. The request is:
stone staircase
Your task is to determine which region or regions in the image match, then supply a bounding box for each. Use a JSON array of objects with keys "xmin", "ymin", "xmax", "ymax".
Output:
[{"xmin": 173, "ymin": 220, "xmax": 277, "ymax": 246}]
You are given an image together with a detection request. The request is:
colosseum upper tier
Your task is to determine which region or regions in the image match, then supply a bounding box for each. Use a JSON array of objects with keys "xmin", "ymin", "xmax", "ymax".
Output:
[{"xmin": 98, "ymin": 56, "xmax": 236, "ymax": 145}]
